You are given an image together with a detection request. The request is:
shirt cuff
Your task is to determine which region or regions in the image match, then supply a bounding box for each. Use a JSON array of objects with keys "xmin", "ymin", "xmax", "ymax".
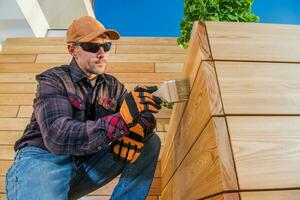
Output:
[{"xmin": 102, "ymin": 112, "xmax": 129, "ymax": 141}]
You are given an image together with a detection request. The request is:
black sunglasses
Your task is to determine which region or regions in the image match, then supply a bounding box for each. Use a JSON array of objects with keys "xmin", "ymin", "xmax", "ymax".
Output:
[{"xmin": 75, "ymin": 42, "xmax": 112, "ymax": 53}]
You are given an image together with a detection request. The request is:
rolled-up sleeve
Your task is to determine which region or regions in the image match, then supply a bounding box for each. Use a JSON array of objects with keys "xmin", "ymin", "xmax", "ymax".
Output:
[{"xmin": 34, "ymin": 73, "xmax": 118, "ymax": 156}]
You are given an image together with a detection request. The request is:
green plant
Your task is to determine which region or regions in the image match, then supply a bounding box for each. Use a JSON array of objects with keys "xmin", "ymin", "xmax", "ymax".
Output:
[
  {"xmin": 161, "ymin": 101, "xmax": 174, "ymax": 110},
  {"xmin": 178, "ymin": 0, "xmax": 260, "ymax": 48}
]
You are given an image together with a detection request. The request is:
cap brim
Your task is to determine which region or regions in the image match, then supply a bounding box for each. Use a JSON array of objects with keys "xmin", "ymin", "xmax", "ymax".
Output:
[
  {"xmin": 78, "ymin": 29, "xmax": 120, "ymax": 42},
  {"xmin": 103, "ymin": 29, "xmax": 120, "ymax": 40}
]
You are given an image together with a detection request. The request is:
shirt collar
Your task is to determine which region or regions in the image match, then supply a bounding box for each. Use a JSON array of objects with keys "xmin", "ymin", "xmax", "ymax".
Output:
[
  {"xmin": 69, "ymin": 58, "xmax": 108, "ymax": 85},
  {"xmin": 70, "ymin": 58, "xmax": 86, "ymax": 83}
]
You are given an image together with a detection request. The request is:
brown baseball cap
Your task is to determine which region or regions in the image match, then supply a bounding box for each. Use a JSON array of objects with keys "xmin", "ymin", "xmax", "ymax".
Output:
[{"xmin": 66, "ymin": 16, "xmax": 120, "ymax": 43}]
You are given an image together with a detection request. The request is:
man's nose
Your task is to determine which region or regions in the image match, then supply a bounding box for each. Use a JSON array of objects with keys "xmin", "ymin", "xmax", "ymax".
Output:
[{"xmin": 97, "ymin": 47, "xmax": 105, "ymax": 55}]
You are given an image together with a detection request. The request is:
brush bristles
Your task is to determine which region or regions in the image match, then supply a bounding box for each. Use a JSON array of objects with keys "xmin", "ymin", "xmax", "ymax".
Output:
[
  {"xmin": 152, "ymin": 78, "xmax": 190, "ymax": 103},
  {"xmin": 174, "ymin": 78, "xmax": 190, "ymax": 101}
]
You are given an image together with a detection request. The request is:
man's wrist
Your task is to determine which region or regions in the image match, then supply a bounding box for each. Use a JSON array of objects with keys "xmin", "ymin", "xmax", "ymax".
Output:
[{"xmin": 102, "ymin": 112, "xmax": 129, "ymax": 141}]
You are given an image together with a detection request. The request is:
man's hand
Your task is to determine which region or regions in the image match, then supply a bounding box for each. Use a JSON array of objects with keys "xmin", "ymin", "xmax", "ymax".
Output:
[
  {"xmin": 112, "ymin": 112, "xmax": 156, "ymax": 164},
  {"xmin": 120, "ymin": 87, "xmax": 161, "ymax": 128}
]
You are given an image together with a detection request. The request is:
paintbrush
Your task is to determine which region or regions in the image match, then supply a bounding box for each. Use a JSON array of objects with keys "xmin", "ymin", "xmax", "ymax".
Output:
[{"xmin": 152, "ymin": 78, "xmax": 190, "ymax": 103}]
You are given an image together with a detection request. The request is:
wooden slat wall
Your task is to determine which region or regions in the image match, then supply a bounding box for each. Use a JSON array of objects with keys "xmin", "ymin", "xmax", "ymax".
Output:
[
  {"xmin": 161, "ymin": 21, "xmax": 300, "ymax": 199},
  {"xmin": 0, "ymin": 37, "xmax": 185, "ymax": 199}
]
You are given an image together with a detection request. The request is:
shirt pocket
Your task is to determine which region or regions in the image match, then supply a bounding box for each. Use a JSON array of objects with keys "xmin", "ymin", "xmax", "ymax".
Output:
[
  {"xmin": 68, "ymin": 95, "xmax": 86, "ymax": 121},
  {"xmin": 96, "ymin": 97, "xmax": 118, "ymax": 117}
]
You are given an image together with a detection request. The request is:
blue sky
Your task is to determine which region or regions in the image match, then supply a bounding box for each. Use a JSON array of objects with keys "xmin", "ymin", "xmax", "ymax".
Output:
[{"xmin": 95, "ymin": 0, "xmax": 300, "ymax": 37}]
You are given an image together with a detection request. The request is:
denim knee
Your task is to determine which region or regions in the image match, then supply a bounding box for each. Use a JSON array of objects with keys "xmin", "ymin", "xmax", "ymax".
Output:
[{"xmin": 144, "ymin": 133, "xmax": 161, "ymax": 157}]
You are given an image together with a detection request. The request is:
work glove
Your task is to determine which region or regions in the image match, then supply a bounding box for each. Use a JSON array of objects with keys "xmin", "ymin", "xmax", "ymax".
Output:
[
  {"xmin": 113, "ymin": 85, "xmax": 161, "ymax": 164},
  {"xmin": 119, "ymin": 86, "xmax": 161, "ymax": 128},
  {"xmin": 112, "ymin": 112, "xmax": 156, "ymax": 164}
]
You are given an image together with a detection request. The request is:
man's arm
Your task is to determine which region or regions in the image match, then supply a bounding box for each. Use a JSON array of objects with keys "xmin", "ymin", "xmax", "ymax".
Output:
[{"xmin": 34, "ymin": 72, "xmax": 128, "ymax": 156}]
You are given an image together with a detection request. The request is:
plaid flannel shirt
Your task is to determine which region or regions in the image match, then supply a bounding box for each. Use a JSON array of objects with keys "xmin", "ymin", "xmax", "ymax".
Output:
[{"xmin": 14, "ymin": 59, "xmax": 155, "ymax": 156}]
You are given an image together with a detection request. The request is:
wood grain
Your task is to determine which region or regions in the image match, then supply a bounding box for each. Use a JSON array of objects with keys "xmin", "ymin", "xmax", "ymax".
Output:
[
  {"xmin": 0, "ymin": 83, "xmax": 37, "ymax": 94},
  {"xmin": 204, "ymin": 193, "xmax": 240, "ymax": 200},
  {"xmin": 161, "ymin": 118, "xmax": 237, "ymax": 200},
  {"xmin": 161, "ymin": 61, "xmax": 223, "ymax": 189},
  {"xmin": 205, "ymin": 21, "xmax": 300, "ymax": 62},
  {"xmin": 240, "ymin": 190, "xmax": 300, "ymax": 200},
  {"xmin": 0, "ymin": 118, "xmax": 30, "ymax": 131},
  {"xmin": 4, "ymin": 37, "xmax": 178, "ymax": 46},
  {"xmin": 0, "ymin": 131, "xmax": 22, "ymax": 145},
  {"xmin": 116, "ymin": 45, "xmax": 185, "ymax": 54},
  {"xmin": 227, "ymin": 116, "xmax": 300, "ymax": 190},
  {"xmin": 0, "ymin": 106, "xmax": 19, "ymax": 117},
  {"xmin": 216, "ymin": 62, "xmax": 300, "ymax": 115},
  {"xmin": 0, "ymin": 54, "xmax": 36, "ymax": 63},
  {"xmin": 161, "ymin": 22, "xmax": 205, "ymax": 173},
  {"xmin": 0, "ymin": 160, "xmax": 13, "ymax": 175},
  {"xmin": 0, "ymin": 94, "xmax": 35, "ymax": 105},
  {"xmin": 155, "ymin": 63, "xmax": 183, "ymax": 72}
]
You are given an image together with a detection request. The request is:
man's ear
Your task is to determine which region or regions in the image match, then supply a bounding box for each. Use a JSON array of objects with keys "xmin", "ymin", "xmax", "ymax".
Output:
[{"xmin": 68, "ymin": 45, "xmax": 77, "ymax": 58}]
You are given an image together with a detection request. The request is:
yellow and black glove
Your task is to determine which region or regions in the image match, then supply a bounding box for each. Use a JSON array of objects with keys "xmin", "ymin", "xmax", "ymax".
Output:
[
  {"xmin": 113, "ymin": 86, "xmax": 161, "ymax": 164},
  {"xmin": 113, "ymin": 112, "xmax": 156, "ymax": 164},
  {"xmin": 119, "ymin": 85, "xmax": 161, "ymax": 128}
]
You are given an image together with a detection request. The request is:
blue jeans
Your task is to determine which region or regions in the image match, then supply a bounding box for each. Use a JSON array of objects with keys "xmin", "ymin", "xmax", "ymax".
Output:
[{"xmin": 6, "ymin": 133, "xmax": 160, "ymax": 200}]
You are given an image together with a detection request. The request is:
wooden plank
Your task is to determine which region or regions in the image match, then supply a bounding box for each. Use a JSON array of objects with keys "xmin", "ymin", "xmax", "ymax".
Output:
[
  {"xmin": 204, "ymin": 193, "xmax": 240, "ymax": 200},
  {"xmin": 0, "ymin": 62, "xmax": 154, "ymax": 73},
  {"xmin": 0, "ymin": 118, "xmax": 29, "ymax": 131},
  {"xmin": 35, "ymin": 54, "xmax": 72, "ymax": 63},
  {"xmin": 205, "ymin": 21, "xmax": 300, "ymax": 62},
  {"xmin": 161, "ymin": 118, "xmax": 237, "ymax": 200},
  {"xmin": 155, "ymin": 63, "xmax": 183, "ymax": 72},
  {"xmin": 116, "ymin": 45, "xmax": 185, "ymax": 54},
  {"xmin": 1, "ymin": 44, "xmax": 116, "ymax": 54},
  {"xmin": 161, "ymin": 61, "xmax": 223, "ymax": 189},
  {"xmin": 0, "ymin": 131, "xmax": 22, "ymax": 145},
  {"xmin": 156, "ymin": 119, "xmax": 169, "ymax": 132},
  {"xmin": 0, "ymin": 72, "xmax": 182, "ymax": 83},
  {"xmin": 0, "ymin": 94, "xmax": 35, "ymax": 105},
  {"xmin": 216, "ymin": 62, "xmax": 300, "ymax": 114},
  {"xmin": 0, "ymin": 73, "xmax": 37, "ymax": 83},
  {"xmin": 0, "ymin": 54, "xmax": 36, "ymax": 63},
  {"xmin": 0, "ymin": 83, "xmax": 37, "ymax": 93},
  {"xmin": 227, "ymin": 116, "xmax": 300, "ymax": 190},
  {"xmin": 0, "ymin": 63, "xmax": 58, "ymax": 73},
  {"xmin": 35, "ymin": 53, "xmax": 186, "ymax": 63},
  {"xmin": 161, "ymin": 21, "xmax": 207, "ymax": 171},
  {"xmin": 0, "ymin": 160, "xmax": 13, "ymax": 176},
  {"xmin": 0, "ymin": 193, "xmax": 6, "ymax": 200},
  {"xmin": 0, "ymin": 176, "xmax": 5, "ymax": 193},
  {"xmin": 0, "ymin": 146, "xmax": 15, "ymax": 160},
  {"xmin": 0, "ymin": 106, "xmax": 18, "ymax": 117},
  {"xmin": 153, "ymin": 107, "xmax": 172, "ymax": 119},
  {"xmin": 115, "ymin": 37, "xmax": 178, "ymax": 45},
  {"xmin": 4, "ymin": 37, "xmax": 66, "ymax": 46},
  {"xmin": 240, "ymin": 190, "xmax": 300, "ymax": 200},
  {"xmin": 1, "ymin": 45, "xmax": 69, "ymax": 54},
  {"xmin": 17, "ymin": 106, "xmax": 33, "ymax": 117},
  {"xmin": 4, "ymin": 37, "xmax": 178, "ymax": 46},
  {"xmin": 90, "ymin": 177, "xmax": 160, "ymax": 196}
]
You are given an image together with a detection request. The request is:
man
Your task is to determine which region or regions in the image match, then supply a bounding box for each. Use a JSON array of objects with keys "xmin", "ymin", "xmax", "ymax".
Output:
[{"xmin": 6, "ymin": 16, "xmax": 162, "ymax": 200}]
